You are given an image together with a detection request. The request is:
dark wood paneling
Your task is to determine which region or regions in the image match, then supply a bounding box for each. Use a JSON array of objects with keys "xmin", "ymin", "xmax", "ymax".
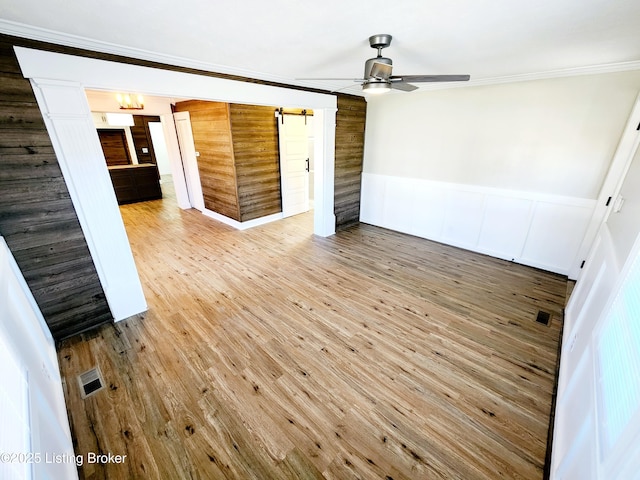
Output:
[
  {"xmin": 0, "ymin": 36, "xmax": 112, "ymax": 340},
  {"xmin": 174, "ymin": 100, "xmax": 241, "ymax": 220},
  {"xmin": 97, "ymin": 129, "xmax": 131, "ymax": 166},
  {"xmin": 108, "ymin": 164, "xmax": 162, "ymax": 205},
  {"xmin": 229, "ymin": 104, "xmax": 282, "ymax": 222},
  {"xmin": 131, "ymin": 115, "xmax": 160, "ymax": 165},
  {"xmin": 334, "ymin": 95, "xmax": 366, "ymax": 230}
]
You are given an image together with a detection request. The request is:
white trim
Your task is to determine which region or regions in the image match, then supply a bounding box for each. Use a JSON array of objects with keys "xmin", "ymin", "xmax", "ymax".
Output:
[
  {"xmin": 202, "ymin": 210, "xmax": 284, "ymax": 230},
  {"xmin": 0, "ymin": 238, "xmax": 56, "ymax": 368},
  {"xmin": 409, "ymin": 61, "xmax": 640, "ymax": 93},
  {"xmin": 572, "ymin": 93, "xmax": 640, "ymax": 282},
  {"xmin": 314, "ymin": 109, "xmax": 337, "ymax": 236},
  {"xmin": 27, "ymin": 77, "xmax": 148, "ymax": 321},
  {"xmin": 160, "ymin": 114, "xmax": 191, "ymax": 209},
  {"xmin": 3, "ymin": 19, "xmax": 640, "ymax": 97},
  {"xmin": 0, "ymin": 236, "xmax": 78, "ymax": 480}
]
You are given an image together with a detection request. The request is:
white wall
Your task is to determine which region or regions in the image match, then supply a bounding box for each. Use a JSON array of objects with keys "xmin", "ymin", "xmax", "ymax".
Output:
[
  {"xmin": 0, "ymin": 237, "xmax": 78, "ymax": 480},
  {"xmin": 361, "ymin": 70, "xmax": 640, "ymax": 276},
  {"xmin": 148, "ymin": 122, "xmax": 172, "ymax": 176},
  {"xmin": 364, "ymin": 71, "xmax": 640, "ymax": 197}
]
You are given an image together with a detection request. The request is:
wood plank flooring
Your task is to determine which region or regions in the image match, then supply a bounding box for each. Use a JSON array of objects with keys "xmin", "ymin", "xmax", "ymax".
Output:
[{"xmin": 57, "ymin": 182, "xmax": 567, "ymax": 479}]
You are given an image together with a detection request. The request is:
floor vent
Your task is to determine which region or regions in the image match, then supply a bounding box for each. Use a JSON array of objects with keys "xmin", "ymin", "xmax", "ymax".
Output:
[
  {"xmin": 536, "ymin": 310, "xmax": 551, "ymax": 326},
  {"xmin": 78, "ymin": 367, "xmax": 105, "ymax": 398}
]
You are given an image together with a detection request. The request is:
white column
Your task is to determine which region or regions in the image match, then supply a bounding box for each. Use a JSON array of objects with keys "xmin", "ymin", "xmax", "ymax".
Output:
[
  {"xmin": 314, "ymin": 108, "xmax": 337, "ymax": 237},
  {"xmin": 29, "ymin": 78, "xmax": 147, "ymax": 321}
]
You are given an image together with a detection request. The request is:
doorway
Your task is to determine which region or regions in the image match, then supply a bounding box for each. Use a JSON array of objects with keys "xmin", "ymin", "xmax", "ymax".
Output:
[
  {"xmin": 551, "ymin": 93, "xmax": 640, "ymax": 479},
  {"xmin": 278, "ymin": 112, "xmax": 313, "ymax": 218},
  {"xmin": 173, "ymin": 110, "xmax": 205, "ymax": 212},
  {"xmin": 15, "ymin": 46, "xmax": 337, "ymax": 321}
]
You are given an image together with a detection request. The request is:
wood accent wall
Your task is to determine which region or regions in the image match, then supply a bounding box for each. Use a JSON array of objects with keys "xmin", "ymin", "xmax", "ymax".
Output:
[
  {"xmin": 173, "ymin": 100, "xmax": 241, "ymax": 220},
  {"xmin": 229, "ymin": 104, "xmax": 281, "ymax": 222},
  {"xmin": 173, "ymin": 101, "xmax": 281, "ymax": 222},
  {"xmin": 334, "ymin": 95, "xmax": 366, "ymax": 229},
  {"xmin": 0, "ymin": 37, "xmax": 112, "ymax": 340}
]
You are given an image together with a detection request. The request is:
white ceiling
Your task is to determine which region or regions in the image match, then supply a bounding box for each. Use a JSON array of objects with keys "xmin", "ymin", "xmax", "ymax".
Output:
[{"xmin": 2, "ymin": 0, "xmax": 640, "ymax": 95}]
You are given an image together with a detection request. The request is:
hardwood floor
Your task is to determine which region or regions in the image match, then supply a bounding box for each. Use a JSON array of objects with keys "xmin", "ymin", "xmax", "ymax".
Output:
[{"xmin": 57, "ymin": 183, "xmax": 567, "ymax": 480}]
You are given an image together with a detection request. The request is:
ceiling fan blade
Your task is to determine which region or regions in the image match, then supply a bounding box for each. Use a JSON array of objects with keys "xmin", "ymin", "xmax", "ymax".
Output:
[
  {"xmin": 389, "ymin": 82, "xmax": 419, "ymax": 92},
  {"xmin": 390, "ymin": 74, "xmax": 470, "ymax": 83},
  {"xmin": 369, "ymin": 62, "xmax": 392, "ymax": 80},
  {"xmin": 296, "ymin": 78, "xmax": 366, "ymax": 81}
]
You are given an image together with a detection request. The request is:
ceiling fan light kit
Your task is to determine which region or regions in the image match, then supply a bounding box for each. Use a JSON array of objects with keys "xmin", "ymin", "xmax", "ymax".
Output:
[
  {"xmin": 300, "ymin": 33, "xmax": 471, "ymax": 95},
  {"xmin": 362, "ymin": 81, "xmax": 391, "ymax": 94}
]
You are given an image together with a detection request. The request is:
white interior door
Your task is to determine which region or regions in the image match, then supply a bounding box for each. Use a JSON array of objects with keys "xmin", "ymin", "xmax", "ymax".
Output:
[
  {"xmin": 279, "ymin": 114, "xmax": 310, "ymax": 218},
  {"xmin": 1, "ymin": 237, "xmax": 78, "ymax": 480},
  {"xmin": 173, "ymin": 111, "xmax": 204, "ymax": 212},
  {"xmin": 551, "ymin": 96, "xmax": 640, "ymax": 479}
]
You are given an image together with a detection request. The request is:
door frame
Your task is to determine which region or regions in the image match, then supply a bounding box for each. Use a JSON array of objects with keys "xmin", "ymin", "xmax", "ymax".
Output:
[
  {"xmin": 15, "ymin": 46, "xmax": 338, "ymax": 321},
  {"xmin": 278, "ymin": 113, "xmax": 310, "ymax": 218},
  {"xmin": 173, "ymin": 111, "xmax": 205, "ymax": 211},
  {"xmin": 551, "ymin": 92, "xmax": 640, "ymax": 478},
  {"xmin": 570, "ymin": 92, "xmax": 640, "ymax": 279}
]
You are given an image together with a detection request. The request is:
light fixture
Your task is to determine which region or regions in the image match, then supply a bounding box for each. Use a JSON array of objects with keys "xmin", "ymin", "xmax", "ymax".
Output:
[
  {"xmin": 116, "ymin": 93, "xmax": 144, "ymax": 110},
  {"xmin": 362, "ymin": 81, "xmax": 391, "ymax": 95}
]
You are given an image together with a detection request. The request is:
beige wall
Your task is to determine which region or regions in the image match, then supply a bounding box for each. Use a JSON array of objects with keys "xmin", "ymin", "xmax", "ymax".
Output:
[{"xmin": 363, "ymin": 70, "xmax": 640, "ymax": 199}]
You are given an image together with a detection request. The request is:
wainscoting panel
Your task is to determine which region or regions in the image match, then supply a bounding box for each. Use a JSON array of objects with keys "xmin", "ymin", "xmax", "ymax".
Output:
[
  {"xmin": 411, "ymin": 183, "xmax": 447, "ymax": 240},
  {"xmin": 360, "ymin": 173, "xmax": 596, "ymax": 276},
  {"xmin": 381, "ymin": 175, "xmax": 416, "ymax": 233},
  {"xmin": 441, "ymin": 189, "xmax": 486, "ymax": 250},
  {"xmin": 476, "ymin": 195, "xmax": 533, "ymax": 260},
  {"xmin": 520, "ymin": 200, "xmax": 595, "ymax": 274}
]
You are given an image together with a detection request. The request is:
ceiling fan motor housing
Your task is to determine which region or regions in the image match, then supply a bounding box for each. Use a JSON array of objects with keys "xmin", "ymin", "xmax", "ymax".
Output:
[{"xmin": 365, "ymin": 56, "xmax": 392, "ymax": 79}]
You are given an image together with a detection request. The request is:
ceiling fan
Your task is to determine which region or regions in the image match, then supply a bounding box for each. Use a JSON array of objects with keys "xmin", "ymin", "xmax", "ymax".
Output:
[{"xmin": 301, "ymin": 34, "xmax": 470, "ymax": 94}]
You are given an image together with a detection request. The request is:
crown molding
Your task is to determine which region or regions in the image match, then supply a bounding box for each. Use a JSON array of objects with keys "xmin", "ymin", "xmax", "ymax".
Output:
[
  {"xmin": 412, "ymin": 60, "xmax": 640, "ymax": 92},
  {"xmin": 0, "ymin": 19, "xmax": 318, "ymax": 89},
  {"xmin": 2, "ymin": 19, "xmax": 640, "ymax": 95}
]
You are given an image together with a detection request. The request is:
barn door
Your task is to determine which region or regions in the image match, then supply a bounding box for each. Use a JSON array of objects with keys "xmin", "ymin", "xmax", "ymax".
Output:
[{"xmin": 278, "ymin": 114, "xmax": 310, "ymax": 218}]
